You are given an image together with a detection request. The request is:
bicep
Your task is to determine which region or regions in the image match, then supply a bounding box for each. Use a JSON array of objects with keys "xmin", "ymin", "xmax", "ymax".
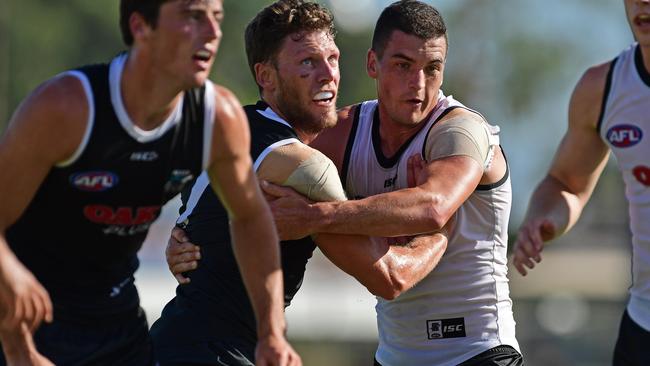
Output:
[{"xmin": 548, "ymin": 66, "xmax": 611, "ymax": 196}]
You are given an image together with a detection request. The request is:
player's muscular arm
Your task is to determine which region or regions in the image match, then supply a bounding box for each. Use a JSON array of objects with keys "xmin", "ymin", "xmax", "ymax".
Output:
[
  {"xmin": 259, "ymin": 145, "xmax": 448, "ymax": 300},
  {"xmin": 205, "ymin": 86, "xmax": 300, "ymax": 366},
  {"xmin": 282, "ymin": 109, "xmax": 489, "ymax": 237},
  {"xmin": 0, "ymin": 74, "xmax": 86, "ymax": 362},
  {"xmin": 513, "ymin": 63, "xmax": 611, "ymax": 276}
]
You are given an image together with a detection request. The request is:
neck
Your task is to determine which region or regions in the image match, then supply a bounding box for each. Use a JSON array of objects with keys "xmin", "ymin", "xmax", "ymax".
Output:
[
  {"xmin": 261, "ymin": 95, "xmax": 319, "ymax": 144},
  {"xmin": 376, "ymin": 104, "xmax": 427, "ymax": 158},
  {"xmin": 120, "ymin": 51, "xmax": 184, "ymax": 131}
]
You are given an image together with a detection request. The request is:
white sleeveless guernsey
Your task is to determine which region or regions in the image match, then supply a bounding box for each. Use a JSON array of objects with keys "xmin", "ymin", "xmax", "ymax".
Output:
[
  {"xmin": 599, "ymin": 43, "xmax": 650, "ymax": 331},
  {"xmin": 344, "ymin": 92, "xmax": 519, "ymax": 365}
]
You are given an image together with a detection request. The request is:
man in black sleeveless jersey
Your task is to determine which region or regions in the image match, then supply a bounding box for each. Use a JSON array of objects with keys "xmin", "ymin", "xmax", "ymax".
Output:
[
  {"xmin": 0, "ymin": 1, "xmax": 298, "ymax": 365},
  {"xmin": 156, "ymin": 1, "xmax": 449, "ymax": 365},
  {"xmin": 514, "ymin": 1, "xmax": 650, "ymax": 365}
]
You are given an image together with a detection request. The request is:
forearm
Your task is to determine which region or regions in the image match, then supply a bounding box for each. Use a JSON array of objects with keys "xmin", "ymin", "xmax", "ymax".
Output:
[
  {"xmin": 317, "ymin": 232, "xmax": 447, "ymax": 300},
  {"xmin": 229, "ymin": 208, "xmax": 285, "ymax": 338},
  {"xmin": 311, "ymin": 187, "xmax": 445, "ymax": 237},
  {"xmin": 524, "ymin": 174, "xmax": 587, "ymax": 240},
  {"xmin": 378, "ymin": 233, "xmax": 447, "ymax": 298}
]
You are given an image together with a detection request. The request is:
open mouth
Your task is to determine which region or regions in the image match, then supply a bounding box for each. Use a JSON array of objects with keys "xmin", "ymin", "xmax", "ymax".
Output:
[
  {"xmin": 313, "ymin": 91, "xmax": 335, "ymax": 104},
  {"xmin": 635, "ymin": 13, "xmax": 650, "ymax": 27},
  {"xmin": 193, "ymin": 49, "xmax": 213, "ymax": 63}
]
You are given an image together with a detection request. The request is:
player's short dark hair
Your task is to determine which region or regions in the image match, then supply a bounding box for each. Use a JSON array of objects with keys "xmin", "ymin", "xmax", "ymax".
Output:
[
  {"xmin": 245, "ymin": 0, "xmax": 336, "ymax": 91},
  {"xmin": 371, "ymin": 0, "xmax": 447, "ymax": 59},
  {"xmin": 119, "ymin": 0, "xmax": 173, "ymax": 46}
]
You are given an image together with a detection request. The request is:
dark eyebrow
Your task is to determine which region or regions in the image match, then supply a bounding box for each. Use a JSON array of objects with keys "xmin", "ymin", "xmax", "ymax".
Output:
[{"xmin": 390, "ymin": 53, "xmax": 415, "ymax": 63}]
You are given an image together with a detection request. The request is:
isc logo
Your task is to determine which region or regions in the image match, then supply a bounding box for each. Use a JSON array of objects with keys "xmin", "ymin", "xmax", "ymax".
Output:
[
  {"xmin": 607, "ymin": 125, "xmax": 643, "ymax": 148},
  {"xmin": 70, "ymin": 171, "xmax": 119, "ymax": 192},
  {"xmin": 426, "ymin": 318, "xmax": 466, "ymax": 339}
]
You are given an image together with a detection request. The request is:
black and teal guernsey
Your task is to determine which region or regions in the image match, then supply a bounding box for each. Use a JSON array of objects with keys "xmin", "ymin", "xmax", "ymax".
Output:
[
  {"xmin": 150, "ymin": 101, "xmax": 317, "ymax": 365},
  {"xmin": 6, "ymin": 53, "xmax": 214, "ymax": 323}
]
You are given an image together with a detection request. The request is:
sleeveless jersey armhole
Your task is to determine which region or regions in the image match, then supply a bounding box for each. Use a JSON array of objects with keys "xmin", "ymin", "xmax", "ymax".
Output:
[
  {"xmin": 596, "ymin": 57, "xmax": 618, "ymax": 134},
  {"xmin": 55, "ymin": 71, "xmax": 95, "ymax": 168},
  {"xmin": 201, "ymin": 81, "xmax": 216, "ymax": 171}
]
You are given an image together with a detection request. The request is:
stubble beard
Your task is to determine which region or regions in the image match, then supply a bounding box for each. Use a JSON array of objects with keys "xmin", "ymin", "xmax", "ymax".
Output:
[{"xmin": 276, "ymin": 80, "xmax": 337, "ymax": 135}]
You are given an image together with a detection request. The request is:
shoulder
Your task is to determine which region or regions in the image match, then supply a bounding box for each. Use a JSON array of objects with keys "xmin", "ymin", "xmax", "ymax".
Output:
[
  {"xmin": 570, "ymin": 61, "xmax": 613, "ymax": 130},
  {"xmin": 211, "ymin": 83, "xmax": 244, "ymax": 123},
  {"xmin": 1, "ymin": 73, "xmax": 89, "ymax": 165},
  {"xmin": 433, "ymin": 107, "xmax": 488, "ymax": 141},
  {"xmin": 439, "ymin": 107, "xmax": 485, "ymax": 124},
  {"xmin": 13, "ymin": 74, "xmax": 88, "ymax": 143}
]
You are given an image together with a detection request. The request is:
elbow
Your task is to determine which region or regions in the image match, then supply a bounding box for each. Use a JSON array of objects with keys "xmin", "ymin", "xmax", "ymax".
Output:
[
  {"xmin": 418, "ymin": 194, "xmax": 454, "ymax": 232},
  {"xmin": 364, "ymin": 271, "xmax": 409, "ymax": 300},
  {"xmin": 423, "ymin": 207, "xmax": 453, "ymax": 232}
]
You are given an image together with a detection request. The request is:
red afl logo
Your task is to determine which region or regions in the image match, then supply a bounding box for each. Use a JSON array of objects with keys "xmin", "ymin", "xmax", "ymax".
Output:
[
  {"xmin": 70, "ymin": 171, "xmax": 119, "ymax": 192},
  {"xmin": 607, "ymin": 125, "xmax": 643, "ymax": 148}
]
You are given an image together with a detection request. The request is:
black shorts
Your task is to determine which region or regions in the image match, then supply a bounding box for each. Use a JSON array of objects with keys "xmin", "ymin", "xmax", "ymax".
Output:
[
  {"xmin": 613, "ymin": 310, "xmax": 650, "ymax": 366},
  {"xmin": 374, "ymin": 345, "xmax": 523, "ymax": 366},
  {"xmin": 154, "ymin": 340, "xmax": 255, "ymax": 366},
  {"xmin": 0, "ymin": 307, "xmax": 153, "ymax": 366}
]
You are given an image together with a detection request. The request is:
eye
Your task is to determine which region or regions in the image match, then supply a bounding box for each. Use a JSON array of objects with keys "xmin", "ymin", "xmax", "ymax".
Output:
[
  {"xmin": 396, "ymin": 62, "xmax": 410, "ymax": 71},
  {"xmin": 424, "ymin": 64, "xmax": 439, "ymax": 76},
  {"xmin": 301, "ymin": 58, "xmax": 313, "ymax": 66},
  {"xmin": 328, "ymin": 55, "xmax": 339, "ymax": 67},
  {"xmin": 212, "ymin": 11, "xmax": 224, "ymax": 24}
]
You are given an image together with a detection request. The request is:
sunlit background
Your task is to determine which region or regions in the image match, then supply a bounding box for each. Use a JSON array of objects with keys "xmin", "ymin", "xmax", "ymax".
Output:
[{"xmin": 0, "ymin": 1, "xmax": 636, "ymax": 365}]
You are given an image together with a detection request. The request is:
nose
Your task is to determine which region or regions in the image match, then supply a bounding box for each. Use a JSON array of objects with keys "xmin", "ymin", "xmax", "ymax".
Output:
[
  {"xmin": 408, "ymin": 69, "xmax": 426, "ymax": 91},
  {"xmin": 318, "ymin": 60, "xmax": 338, "ymax": 84},
  {"xmin": 205, "ymin": 17, "xmax": 221, "ymax": 41}
]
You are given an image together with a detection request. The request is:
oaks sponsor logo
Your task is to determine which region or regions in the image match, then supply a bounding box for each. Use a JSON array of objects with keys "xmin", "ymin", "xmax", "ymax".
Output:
[
  {"xmin": 607, "ymin": 124, "xmax": 643, "ymax": 148},
  {"xmin": 83, "ymin": 205, "xmax": 161, "ymax": 236}
]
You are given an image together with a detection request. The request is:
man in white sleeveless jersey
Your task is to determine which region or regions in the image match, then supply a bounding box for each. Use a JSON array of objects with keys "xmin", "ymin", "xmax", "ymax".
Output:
[
  {"xmin": 513, "ymin": 0, "xmax": 650, "ymax": 365},
  {"xmin": 257, "ymin": 1, "xmax": 523, "ymax": 365}
]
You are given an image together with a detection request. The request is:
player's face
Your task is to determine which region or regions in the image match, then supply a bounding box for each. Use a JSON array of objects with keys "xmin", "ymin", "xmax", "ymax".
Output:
[
  {"xmin": 150, "ymin": 0, "xmax": 223, "ymax": 88},
  {"xmin": 625, "ymin": 0, "xmax": 650, "ymax": 46},
  {"xmin": 273, "ymin": 30, "xmax": 340, "ymax": 134},
  {"xmin": 368, "ymin": 30, "xmax": 446, "ymax": 127}
]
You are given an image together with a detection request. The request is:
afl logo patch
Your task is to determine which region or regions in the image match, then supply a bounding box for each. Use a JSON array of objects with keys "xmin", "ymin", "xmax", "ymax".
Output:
[
  {"xmin": 70, "ymin": 171, "xmax": 119, "ymax": 192},
  {"xmin": 607, "ymin": 125, "xmax": 643, "ymax": 148}
]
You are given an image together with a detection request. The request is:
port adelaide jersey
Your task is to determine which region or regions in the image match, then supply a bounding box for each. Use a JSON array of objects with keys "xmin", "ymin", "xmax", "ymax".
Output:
[
  {"xmin": 6, "ymin": 53, "xmax": 214, "ymax": 318},
  {"xmin": 151, "ymin": 101, "xmax": 317, "ymax": 349},
  {"xmin": 598, "ymin": 43, "xmax": 650, "ymax": 331}
]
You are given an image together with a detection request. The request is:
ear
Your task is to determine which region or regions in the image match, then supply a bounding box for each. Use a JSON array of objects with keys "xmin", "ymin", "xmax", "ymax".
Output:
[
  {"xmin": 129, "ymin": 12, "xmax": 153, "ymax": 43},
  {"xmin": 367, "ymin": 49, "xmax": 378, "ymax": 79},
  {"xmin": 255, "ymin": 62, "xmax": 277, "ymax": 92}
]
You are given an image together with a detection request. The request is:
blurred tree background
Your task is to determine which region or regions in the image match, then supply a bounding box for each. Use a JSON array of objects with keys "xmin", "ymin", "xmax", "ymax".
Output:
[{"xmin": 0, "ymin": 1, "xmax": 638, "ymax": 365}]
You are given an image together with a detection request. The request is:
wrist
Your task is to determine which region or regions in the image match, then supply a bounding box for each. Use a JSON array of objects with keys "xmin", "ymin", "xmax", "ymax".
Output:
[
  {"xmin": 311, "ymin": 201, "xmax": 335, "ymax": 233},
  {"xmin": 257, "ymin": 322, "xmax": 286, "ymax": 340}
]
